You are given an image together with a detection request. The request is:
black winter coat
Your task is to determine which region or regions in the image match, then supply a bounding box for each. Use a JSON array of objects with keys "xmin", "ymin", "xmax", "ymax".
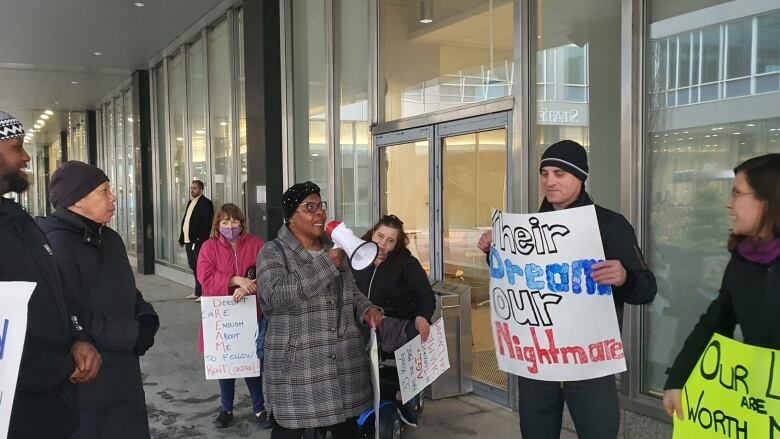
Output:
[
  {"xmin": 353, "ymin": 249, "xmax": 436, "ymax": 323},
  {"xmin": 1, "ymin": 198, "xmax": 81, "ymax": 437},
  {"xmin": 665, "ymin": 252, "xmax": 780, "ymax": 389},
  {"xmin": 38, "ymin": 209, "xmax": 159, "ymax": 439},
  {"xmin": 539, "ymin": 190, "xmax": 657, "ymax": 329},
  {"xmin": 178, "ymin": 195, "xmax": 214, "ymax": 245}
]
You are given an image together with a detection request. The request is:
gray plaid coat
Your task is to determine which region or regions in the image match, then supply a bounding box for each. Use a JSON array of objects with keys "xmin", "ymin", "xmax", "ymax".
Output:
[{"xmin": 257, "ymin": 225, "xmax": 375, "ymax": 429}]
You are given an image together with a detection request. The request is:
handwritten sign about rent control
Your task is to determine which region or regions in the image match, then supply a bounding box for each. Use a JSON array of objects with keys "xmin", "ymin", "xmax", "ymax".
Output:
[
  {"xmin": 489, "ymin": 206, "xmax": 626, "ymax": 381},
  {"xmin": 201, "ymin": 296, "xmax": 260, "ymax": 380},
  {"xmin": 0, "ymin": 282, "xmax": 35, "ymax": 439},
  {"xmin": 394, "ymin": 318, "xmax": 450, "ymax": 404},
  {"xmin": 673, "ymin": 334, "xmax": 780, "ymax": 439}
]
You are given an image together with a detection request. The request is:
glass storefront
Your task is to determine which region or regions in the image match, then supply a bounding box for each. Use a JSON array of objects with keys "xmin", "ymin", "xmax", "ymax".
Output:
[{"xmin": 643, "ymin": 0, "xmax": 780, "ymax": 396}]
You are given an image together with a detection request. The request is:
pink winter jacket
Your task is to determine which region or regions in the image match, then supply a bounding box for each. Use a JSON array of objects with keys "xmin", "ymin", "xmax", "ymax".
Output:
[{"xmin": 196, "ymin": 232, "xmax": 264, "ymax": 352}]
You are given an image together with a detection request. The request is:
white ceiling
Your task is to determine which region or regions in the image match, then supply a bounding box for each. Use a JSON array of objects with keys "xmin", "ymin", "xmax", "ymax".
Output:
[{"xmin": 0, "ymin": 0, "xmax": 225, "ymax": 133}]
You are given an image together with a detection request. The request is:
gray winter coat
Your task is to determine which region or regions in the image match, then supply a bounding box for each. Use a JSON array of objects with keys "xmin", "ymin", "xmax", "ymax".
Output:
[{"xmin": 257, "ymin": 225, "xmax": 375, "ymax": 429}]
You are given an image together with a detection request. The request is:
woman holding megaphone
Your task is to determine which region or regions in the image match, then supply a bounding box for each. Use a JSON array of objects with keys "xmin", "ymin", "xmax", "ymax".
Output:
[
  {"xmin": 353, "ymin": 214, "xmax": 436, "ymax": 426},
  {"xmin": 257, "ymin": 181, "xmax": 383, "ymax": 439},
  {"xmin": 663, "ymin": 154, "xmax": 780, "ymax": 419}
]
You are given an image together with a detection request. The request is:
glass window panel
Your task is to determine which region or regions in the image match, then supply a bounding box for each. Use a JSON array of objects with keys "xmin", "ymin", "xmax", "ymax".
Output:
[
  {"xmin": 678, "ymin": 35, "xmax": 691, "ymax": 87},
  {"xmin": 208, "ymin": 19, "xmax": 233, "ymax": 208},
  {"xmin": 154, "ymin": 64, "xmax": 170, "ymax": 262},
  {"xmin": 124, "ymin": 90, "xmax": 136, "ymax": 253},
  {"xmin": 380, "ymin": 0, "xmax": 514, "ymax": 120},
  {"xmin": 757, "ymin": 12, "xmax": 780, "ymax": 74},
  {"xmin": 188, "ymin": 39, "xmax": 208, "ymax": 189},
  {"xmin": 380, "ymin": 141, "xmax": 430, "ymax": 272},
  {"xmin": 338, "ymin": 0, "xmax": 371, "ymax": 232},
  {"xmin": 532, "ymin": 0, "xmax": 620, "ymax": 212},
  {"xmin": 237, "ymin": 8, "xmax": 248, "ymax": 215},
  {"xmin": 442, "ymin": 129, "xmax": 507, "ymax": 391},
  {"xmin": 168, "ymin": 52, "xmax": 189, "ymax": 267},
  {"xmin": 757, "ymin": 72, "xmax": 780, "ymax": 93},
  {"xmin": 291, "ymin": 1, "xmax": 329, "ymax": 198},
  {"xmin": 701, "ymin": 26, "xmax": 720, "ymax": 84},
  {"xmin": 114, "ymin": 95, "xmax": 126, "ymax": 243},
  {"xmin": 644, "ymin": 0, "xmax": 780, "ymax": 397},
  {"xmin": 726, "ymin": 19, "xmax": 752, "ymax": 79}
]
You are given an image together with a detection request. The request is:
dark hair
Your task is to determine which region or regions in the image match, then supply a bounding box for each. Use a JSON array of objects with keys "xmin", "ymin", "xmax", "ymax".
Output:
[
  {"xmin": 728, "ymin": 153, "xmax": 780, "ymax": 250},
  {"xmin": 211, "ymin": 203, "xmax": 246, "ymax": 238},
  {"xmin": 192, "ymin": 179, "xmax": 205, "ymax": 189},
  {"xmin": 362, "ymin": 214, "xmax": 409, "ymax": 256}
]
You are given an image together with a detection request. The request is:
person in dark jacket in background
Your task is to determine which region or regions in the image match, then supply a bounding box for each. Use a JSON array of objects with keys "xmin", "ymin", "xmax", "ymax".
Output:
[
  {"xmin": 38, "ymin": 161, "xmax": 159, "ymax": 439},
  {"xmin": 663, "ymin": 153, "xmax": 780, "ymax": 419},
  {"xmin": 1, "ymin": 112, "xmax": 102, "ymax": 439},
  {"xmin": 180, "ymin": 179, "xmax": 214, "ymax": 302},
  {"xmin": 353, "ymin": 214, "xmax": 436, "ymax": 426},
  {"xmin": 476, "ymin": 140, "xmax": 657, "ymax": 439}
]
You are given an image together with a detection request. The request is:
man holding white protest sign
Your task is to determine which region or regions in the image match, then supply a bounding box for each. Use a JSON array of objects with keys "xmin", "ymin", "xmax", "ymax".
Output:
[
  {"xmin": 477, "ymin": 140, "xmax": 656, "ymax": 438},
  {"xmin": 0, "ymin": 111, "xmax": 101, "ymax": 438}
]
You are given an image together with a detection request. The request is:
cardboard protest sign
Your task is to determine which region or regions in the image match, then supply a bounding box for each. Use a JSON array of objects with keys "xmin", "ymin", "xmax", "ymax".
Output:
[
  {"xmin": 0, "ymin": 282, "xmax": 35, "ymax": 439},
  {"xmin": 673, "ymin": 333, "xmax": 780, "ymax": 439},
  {"xmin": 394, "ymin": 318, "xmax": 450, "ymax": 403},
  {"xmin": 201, "ymin": 296, "xmax": 260, "ymax": 380},
  {"xmin": 489, "ymin": 206, "xmax": 626, "ymax": 381}
]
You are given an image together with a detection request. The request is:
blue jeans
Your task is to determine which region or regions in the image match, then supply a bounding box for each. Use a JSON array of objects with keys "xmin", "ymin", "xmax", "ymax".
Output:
[{"xmin": 218, "ymin": 377, "xmax": 264, "ymax": 413}]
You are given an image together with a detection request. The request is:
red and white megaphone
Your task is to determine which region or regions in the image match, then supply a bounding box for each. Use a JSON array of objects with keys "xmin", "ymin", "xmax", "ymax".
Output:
[{"xmin": 326, "ymin": 221, "xmax": 378, "ymax": 270}]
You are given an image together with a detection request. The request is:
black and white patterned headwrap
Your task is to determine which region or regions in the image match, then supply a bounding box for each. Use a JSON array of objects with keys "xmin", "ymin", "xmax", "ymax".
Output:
[
  {"xmin": 0, "ymin": 111, "xmax": 25, "ymax": 141},
  {"xmin": 282, "ymin": 181, "xmax": 321, "ymax": 220}
]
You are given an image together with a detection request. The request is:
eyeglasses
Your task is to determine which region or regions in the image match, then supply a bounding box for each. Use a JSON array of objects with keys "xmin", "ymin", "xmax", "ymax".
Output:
[
  {"xmin": 298, "ymin": 201, "xmax": 328, "ymax": 213},
  {"xmin": 730, "ymin": 189, "xmax": 755, "ymax": 200}
]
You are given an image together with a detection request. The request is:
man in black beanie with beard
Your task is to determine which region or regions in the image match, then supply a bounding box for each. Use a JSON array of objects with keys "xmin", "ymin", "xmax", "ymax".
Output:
[
  {"xmin": 0, "ymin": 111, "xmax": 102, "ymax": 438},
  {"xmin": 477, "ymin": 140, "xmax": 657, "ymax": 439}
]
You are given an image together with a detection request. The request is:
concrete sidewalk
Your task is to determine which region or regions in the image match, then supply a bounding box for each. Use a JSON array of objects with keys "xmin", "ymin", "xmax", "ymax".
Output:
[{"xmin": 138, "ymin": 271, "xmax": 575, "ymax": 438}]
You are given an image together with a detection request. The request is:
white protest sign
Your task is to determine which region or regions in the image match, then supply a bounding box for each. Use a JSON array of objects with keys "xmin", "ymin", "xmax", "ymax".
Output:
[
  {"xmin": 394, "ymin": 318, "xmax": 450, "ymax": 403},
  {"xmin": 489, "ymin": 206, "xmax": 626, "ymax": 381},
  {"xmin": 201, "ymin": 296, "xmax": 260, "ymax": 380},
  {"xmin": 368, "ymin": 329, "xmax": 380, "ymax": 439},
  {"xmin": 0, "ymin": 282, "xmax": 35, "ymax": 439}
]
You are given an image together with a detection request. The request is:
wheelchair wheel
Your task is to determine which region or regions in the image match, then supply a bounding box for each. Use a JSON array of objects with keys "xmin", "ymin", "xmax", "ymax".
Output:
[{"xmin": 378, "ymin": 404, "xmax": 402, "ymax": 439}]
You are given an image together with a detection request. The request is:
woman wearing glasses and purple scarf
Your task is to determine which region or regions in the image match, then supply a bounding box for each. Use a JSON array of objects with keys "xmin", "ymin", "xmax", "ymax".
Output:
[{"xmin": 257, "ymin": 181, "xmax": 383, "ymax": 439}]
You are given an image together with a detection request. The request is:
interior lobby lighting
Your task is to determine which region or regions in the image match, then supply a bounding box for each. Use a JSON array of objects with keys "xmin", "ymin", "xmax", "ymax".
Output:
[
  {"xmin": 45, "ymin": 109, "xmax": 53, "ymax": 115},
  {"xmin": 33, "ymin": 124, "xmax": 41, "ymax": 129},
  {"xmin": 70, "ymin": 81, "xmax": 78, "ymax": 85},
  {"xmin": 93, "ymin": 51, "xmax": 103, "ymax": 56},
  {"xmin": 746, "ymin": 123, "xmax": 756, "ymax": 127},
  {"xmin": 133, "ymin": 1, "xmax": 146, "ymax": 6},
  {"xmin": 418, "ymin": 0, "xmax": 433, "ymax": 23},
  {"xmin": 41, "ymin": 114, "xmax": 49, "ymax": 120},
  {"xmin": 36, "ymin": 119, "xmax": 44, "ymax": 125}
]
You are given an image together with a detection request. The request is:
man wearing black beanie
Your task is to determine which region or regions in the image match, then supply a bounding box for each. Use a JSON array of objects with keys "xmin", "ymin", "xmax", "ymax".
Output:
[
  {"xmin": 0, "ymin": 112, "xmax": 102, "ymax": 438},
  {"xmin": 477, "ymin": 139, "xmax": 657, "ymax": 439}
]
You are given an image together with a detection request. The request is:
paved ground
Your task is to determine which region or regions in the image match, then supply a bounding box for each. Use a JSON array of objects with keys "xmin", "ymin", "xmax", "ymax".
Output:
[{"xmin": 137, "ymin": 271, "xmax": 577, "ymax": 439}]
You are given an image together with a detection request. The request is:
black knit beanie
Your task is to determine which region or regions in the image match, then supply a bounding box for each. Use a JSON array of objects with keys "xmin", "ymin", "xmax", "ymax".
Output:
[
  {"xmin": 50, "ymin": 161, "xmax": 109, "ymax": 209},
  {"xmin": 282, "ymin": 181, "xmax": 321, "ymax": 220},
  {"xmin": 539, "ymin": 140, "xmax": 589, "ymax": 182}
]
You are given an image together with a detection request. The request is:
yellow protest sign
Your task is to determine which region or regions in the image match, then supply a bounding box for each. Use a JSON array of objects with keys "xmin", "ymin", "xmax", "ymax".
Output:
[{"xmin": 673, "ymin": 333, "xmax": 780, "ymax": 439}]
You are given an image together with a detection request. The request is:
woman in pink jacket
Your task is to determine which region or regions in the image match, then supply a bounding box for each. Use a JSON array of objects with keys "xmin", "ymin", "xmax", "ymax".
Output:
[{"xmin": 197, "ymin": 203, "xmax": 268, "ymax": 429}]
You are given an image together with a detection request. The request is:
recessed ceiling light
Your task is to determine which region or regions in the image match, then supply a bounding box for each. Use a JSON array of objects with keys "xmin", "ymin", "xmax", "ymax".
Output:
[
  {"xmin": 41, "ymin": 114, "xmax": 49, "ymax": 120},
  {"xmin": 219, "ymin": 121, "xmax": 228, "ymax": 126},
  {"xmin": 746, "ymin": 123, "xmax": 756, "ymax": 127},
  {"xmin": 70, "ymin": 81, "xmax": 78, "ymax": 85},
  {"xmin": 36, "ymin": 119, "xmax": 44, "ymax": 125},
  {"xmin": 133, "ymin": 1, "xmax": 146, "ymax": 7},
  {"xmin": 33, "ymin": 124, "xmax": 41, "ymax": 129},
  {"xmin": 45, "ymin": 109, "xmax": 54, "ymax": 115},
  {"xmin": 93, "ymin": 51, "xmax": 103, "ymax": 56},
  {"xmin": 53, "ymin": 101, "xmax": 60, "ymax": 105}
]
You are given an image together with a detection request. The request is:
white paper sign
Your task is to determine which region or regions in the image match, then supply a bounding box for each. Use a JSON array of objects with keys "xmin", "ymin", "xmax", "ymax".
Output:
[
  {"xmin": 0, "ymin": 282, "xmax": 35, "ymax": 439},
  {"xmin": 394, "ymin": 318, "xmax": 450, "ymax": 404},
  {"xmin": 201, "ymin": 296, "xmax": 260, "ymax": 380},
  {"xmin": 368, "ymin": 329, "xmax": 380, "ymax": 439},
  {"xmin": 489, "ymin": 206, "xmax": 626, "ymax": 381}
]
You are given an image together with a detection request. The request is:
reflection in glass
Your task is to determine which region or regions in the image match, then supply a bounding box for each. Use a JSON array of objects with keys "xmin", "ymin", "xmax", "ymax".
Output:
[
  {"xmin": 154, "ymin": 64, "xmax": 170, "ymax": 262},
  {"xmin": 291, "ymin": 1, "xmax": 329, "ymax": 198},
  {"xmin": 114, "ymin": 95, "xmax": 126, "ymax": 243},
  {"xmin": 380, "ymin": 141, "xmax": 430, "ymax": 272},
  {"xmin": 209, "ymin": 19, "xmax": 234, "ymax": 208},
  {"xmin": 189, "ymin": 39, "xmax": 208, "ymax": 189},
  {"xmin": 339, "ymin": 0, "xmax": 371, "ymax": 231},
  {"xmin": 169, "ymin": 52, "xmax": 189, "ymax": 267},
  {"xmin": 532, "ymin": 0, "xmax": 621, "ymax": 212},
  {"xmin": 643, "ymin": 0, "xmax": 780, "ymax": 396},
  {"xmin": 237, "ymin": 9, "xmax": 248, "ymax": 215},
  {"xmin": 380, "ymin": 0, "xmax": 514, "ymax": 120},
  {"xmin": 443, "ymin": 129, "xmax": 507, "ymax": 390},
  {"xmin": 124, "ymin": 90, "xmax": 136, "ymax": 253}
]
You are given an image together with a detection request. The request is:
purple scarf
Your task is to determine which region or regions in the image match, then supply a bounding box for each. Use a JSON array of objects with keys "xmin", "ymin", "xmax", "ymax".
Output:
[{"xmin": 737, "ymin": 238, "xmax": 780, "ymax": 265}]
